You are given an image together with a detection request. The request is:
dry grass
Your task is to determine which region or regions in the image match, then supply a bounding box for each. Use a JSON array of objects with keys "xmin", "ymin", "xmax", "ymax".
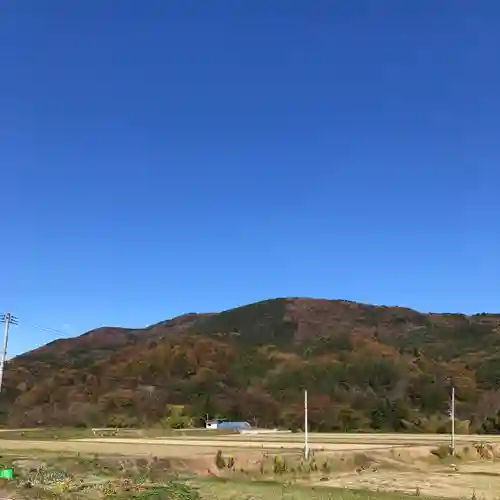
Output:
[
  {"xmin": 1, "ymin": 432, "xmax": 500, "ymax": 498},
  {"xmin": 0, "ymin": 450, "xmax": 421, "ymax": 500},
  {"xmin": 0, "ymin": 427, "xmax": 235, "ymax": 442}
]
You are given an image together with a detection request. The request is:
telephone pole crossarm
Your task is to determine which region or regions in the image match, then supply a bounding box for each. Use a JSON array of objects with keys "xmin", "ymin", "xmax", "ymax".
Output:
[{"xmin": 0, "ymin": 313, "xmax": 18, "ymax": 325}]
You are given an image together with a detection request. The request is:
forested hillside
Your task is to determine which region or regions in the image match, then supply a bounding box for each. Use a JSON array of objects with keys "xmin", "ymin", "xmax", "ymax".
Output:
[{"xmin": 2, "ymin": 298, "xmax": 500, "ymax": 433}]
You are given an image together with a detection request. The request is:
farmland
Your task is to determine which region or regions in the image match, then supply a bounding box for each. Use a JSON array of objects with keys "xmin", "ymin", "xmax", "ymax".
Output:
[{"xmin": 1, "ymin": 430, "xmax": 500, "ymax": 498}]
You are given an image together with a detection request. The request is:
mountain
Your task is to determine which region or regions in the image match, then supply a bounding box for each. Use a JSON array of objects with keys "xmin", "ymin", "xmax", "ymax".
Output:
[{"xmin": 3, "ymin": 297, "xmax": 500, "ymax": 432}]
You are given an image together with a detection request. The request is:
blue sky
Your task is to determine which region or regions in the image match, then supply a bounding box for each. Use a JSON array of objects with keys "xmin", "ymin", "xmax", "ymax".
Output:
[{"xmin": 1, "ymin": 0, "xmax": 499, "ymax": 355}]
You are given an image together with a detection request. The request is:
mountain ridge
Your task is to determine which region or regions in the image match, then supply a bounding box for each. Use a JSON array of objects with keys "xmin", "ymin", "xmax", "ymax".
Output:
[
  {"xmin": 18, "ymin": 297, "xmax": 500, "ymax": 358},
  {"xmin": 3, "ymin": 297, "xmax": 500, "ymax": 432}
]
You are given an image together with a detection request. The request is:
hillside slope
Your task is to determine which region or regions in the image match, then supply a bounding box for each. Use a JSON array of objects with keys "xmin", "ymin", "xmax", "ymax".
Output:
[{"xmin": 3, "ymin": 298, "xmax": 500, "ymax": 432}]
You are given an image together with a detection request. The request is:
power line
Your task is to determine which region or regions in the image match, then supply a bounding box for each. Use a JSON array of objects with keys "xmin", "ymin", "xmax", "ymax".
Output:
[
  {"xmin": 0, "ymin": 314, "xmax": 73, "ymax": 393},
  {"xmin": 23, "ymin": 321, "xmax": 68, "ymax": 337}
]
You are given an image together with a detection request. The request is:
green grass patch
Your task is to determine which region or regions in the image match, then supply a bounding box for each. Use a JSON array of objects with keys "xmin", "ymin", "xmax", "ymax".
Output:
[{"xmin": 193, "ymin": 477, "xmax": 429, "ymax": 500}]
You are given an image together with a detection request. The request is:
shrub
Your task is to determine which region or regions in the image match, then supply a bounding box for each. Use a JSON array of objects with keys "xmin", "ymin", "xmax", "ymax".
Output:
[{"xmin": 215, "ymin": 450, "xmax": 226, "ymax": 470}]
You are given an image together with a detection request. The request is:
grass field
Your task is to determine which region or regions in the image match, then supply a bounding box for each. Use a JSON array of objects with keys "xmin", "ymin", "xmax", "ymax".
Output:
[{"xmin": 194, "ymin": 478, "xmax": 425, "ymax": 499}]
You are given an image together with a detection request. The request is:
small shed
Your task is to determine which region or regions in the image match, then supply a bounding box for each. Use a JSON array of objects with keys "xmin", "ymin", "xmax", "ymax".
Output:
[{"xmin": 205, "ymin": 418, "xmax": 251, "ymax": 430}]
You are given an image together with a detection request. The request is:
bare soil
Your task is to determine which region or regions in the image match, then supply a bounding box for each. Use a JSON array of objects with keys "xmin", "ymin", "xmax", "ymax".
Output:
[
  {"xmin": 1, "ymin": 432, "xmax": 500, "ymax": 498},
  {"xmin": 317, "ymin": 443, "xmax": 500, "ymax": 499}
]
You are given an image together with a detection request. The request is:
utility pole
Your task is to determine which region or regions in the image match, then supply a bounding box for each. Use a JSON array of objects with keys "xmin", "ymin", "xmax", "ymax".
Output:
[
  {"xmin": 450, "ymin": 386, "xmax": 455, "ymax": 455},
  {"xmin": 304, "ymin": 389, "xmax": 309, "ymax": 459},
  {"xmin": 0, "ymin": 313, "xmax": 18, "ymax": 393}
]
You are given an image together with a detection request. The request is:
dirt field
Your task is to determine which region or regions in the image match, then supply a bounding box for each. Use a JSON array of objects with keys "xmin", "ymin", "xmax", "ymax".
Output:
[
  {"xmin": 323, "ymin": 464, "xmax": 500, "ymax": 500},
  {"xmin": 1, "ymin": 432, "xmax": 500, "ymax": 498},
  {"xmin": 76, "ymin": 436, "xmax": 410, "ymax": 453},
  {"xmin": 0, "ymin": 439, "xmax": 229, "ymax": 458},
  {"xmin": 0, "ymin": 433, "xmax": 458, "ymax": 454},
  {"xmin": 149, "ymin": 431, "xmax": 500, "ymax": 445},
  {"xmin": 319, "ymin": 445, "xmax": 500, "ymax": 499}
]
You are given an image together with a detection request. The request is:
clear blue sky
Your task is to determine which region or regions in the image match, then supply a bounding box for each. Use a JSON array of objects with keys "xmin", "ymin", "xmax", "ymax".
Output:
[{"xmin": 1, "ymin": 1, "xmax": 499, "ymax": 355}]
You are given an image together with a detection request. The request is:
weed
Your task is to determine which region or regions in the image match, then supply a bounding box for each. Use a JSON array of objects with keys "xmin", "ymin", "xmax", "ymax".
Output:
[
  {"xmin": 259, "ymin": 459, "xmax": 265, "ymax": 475},
  {"xmin": 130, "ymin": 481, "xmax": 201, "ymax": 499},
  {"xmin": 321, "ymin": 459, "xmax": 331, "ymax": 474},
  {"xmin": 272, "ymin": 455, "xmax": 288, "ymax": 474}
]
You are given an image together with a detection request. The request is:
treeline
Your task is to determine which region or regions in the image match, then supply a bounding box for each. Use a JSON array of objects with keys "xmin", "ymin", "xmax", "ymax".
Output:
[{"xmin": 2, "ymin": 331, "xmax": 500, "ymax": 433}]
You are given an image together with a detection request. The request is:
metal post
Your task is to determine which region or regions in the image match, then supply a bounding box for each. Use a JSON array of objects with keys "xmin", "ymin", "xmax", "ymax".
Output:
[
  {"xmin": 451, "ymin": 386, "xmax": 455, "ymax": 455},
  {"xmin": 304, "ymin": 389, "xmax": 309, "ymax": 459}
]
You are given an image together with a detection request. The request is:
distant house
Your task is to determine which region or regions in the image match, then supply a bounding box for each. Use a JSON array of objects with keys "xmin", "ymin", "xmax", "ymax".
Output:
[{"xmin": 205, "ymin": 418, "xmax": 251, "ymax": 430}]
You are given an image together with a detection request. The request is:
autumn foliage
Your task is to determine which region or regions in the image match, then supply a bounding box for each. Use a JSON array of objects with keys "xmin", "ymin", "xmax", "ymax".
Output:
[{"xmin": 2, "ymin": 298, "xmax": 500, "ymax": 433}]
